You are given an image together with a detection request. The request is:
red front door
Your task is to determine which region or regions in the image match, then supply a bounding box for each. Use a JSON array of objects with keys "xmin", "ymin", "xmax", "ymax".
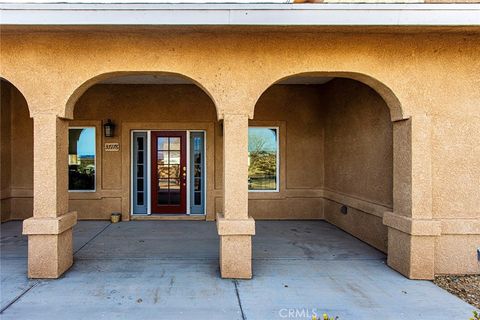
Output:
[{"xmin": 151, "ymin": 131, "xmax": 187, "ymax": 214}]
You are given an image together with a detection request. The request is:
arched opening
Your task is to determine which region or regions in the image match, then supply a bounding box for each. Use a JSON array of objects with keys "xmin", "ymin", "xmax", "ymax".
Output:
[
  {"xmin": 250, "ymin": 74, "xmax": 400, "ymax": 270},
  {"xmin": 66, "ymin": 72, "xmax": 220, "ymax": 262},
  {"xmin": 65, "ymin": 72, "xmax": 219, "ymax": 120},
  {"xmin": 0, "ymin": 78, "xmax": 33, "ymax": 222}
]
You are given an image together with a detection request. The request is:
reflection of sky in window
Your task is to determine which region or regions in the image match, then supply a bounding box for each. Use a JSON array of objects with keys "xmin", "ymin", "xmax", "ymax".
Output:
[
  {"xmin": 248, "ymin": 128, "xmax": 277, "ymax": 152},
  {"xmin": 77, "ymin": 128, "xmax": 95, "ymax": 156}
]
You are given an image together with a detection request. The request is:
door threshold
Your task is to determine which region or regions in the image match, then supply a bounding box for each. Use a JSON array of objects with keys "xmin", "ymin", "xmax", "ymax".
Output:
[{"xmin": 130, "ymin": 214, "xmax": 206, "ymax": 221}]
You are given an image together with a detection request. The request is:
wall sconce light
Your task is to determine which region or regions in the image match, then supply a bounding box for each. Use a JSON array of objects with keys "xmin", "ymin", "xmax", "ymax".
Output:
[{"xmin": 103, "ymin": 119, "xmax": 115, "ymax": 138}]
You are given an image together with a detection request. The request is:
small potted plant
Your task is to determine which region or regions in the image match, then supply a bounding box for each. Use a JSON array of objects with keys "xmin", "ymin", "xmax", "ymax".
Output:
[{"xmin": 110, "ymin": 212, "xmax": 121, "ymax": 223}]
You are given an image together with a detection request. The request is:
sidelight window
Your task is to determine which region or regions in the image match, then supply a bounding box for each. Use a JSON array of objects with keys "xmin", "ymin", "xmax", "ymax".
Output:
[
  {"xmin": 190, "ymin": 132, "xmax": 205, "ymax": 214},
  {"xmin": 133, "ymin": 132, "xmax": 148, "ymax": 213}
]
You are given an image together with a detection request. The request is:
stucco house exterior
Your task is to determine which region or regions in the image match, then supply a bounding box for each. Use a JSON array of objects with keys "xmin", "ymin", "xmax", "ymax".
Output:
[{"xmin": 0, "ymin": 2, "xmax": 479, "ymax": 281}]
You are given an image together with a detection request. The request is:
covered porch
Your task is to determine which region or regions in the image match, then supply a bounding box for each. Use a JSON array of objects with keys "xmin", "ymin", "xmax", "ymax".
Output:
[
  {"xmin": 1, "ymin": 220, "xmax": 473, "ymax": 319},
  {"xmin": 1, "ymin": 3, "xmax": 480, "ymax": 288},
  {"xmin": 2, "ymin": 72, "xmax": 410, "ymax": 281}
]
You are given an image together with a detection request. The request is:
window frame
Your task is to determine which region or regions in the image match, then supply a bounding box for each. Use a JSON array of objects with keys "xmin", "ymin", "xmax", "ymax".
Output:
[
  {"xmin": 68, "ymin": 126, "xmax": 97, "ymax": 193},
  {"xmin": 248, "ymin": 126, "xmax": 280, "ymax": 193},
  {"xmin": 189, "ymin": 130, "xmax": 207, "ymax": 215}
]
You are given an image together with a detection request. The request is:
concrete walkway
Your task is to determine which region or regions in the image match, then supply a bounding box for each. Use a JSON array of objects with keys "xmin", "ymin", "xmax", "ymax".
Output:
[{"xmin": 0, "ymin": 220, "xmax": 475, "ymax": 319}]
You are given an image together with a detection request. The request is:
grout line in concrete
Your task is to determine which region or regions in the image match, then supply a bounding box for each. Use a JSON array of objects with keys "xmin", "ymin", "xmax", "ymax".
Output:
[
  {"xmin": 0, "ymin": 281, "xmax": 39, "ymax": 314},
  {"xmin": 74, "ymin": 223, "xmax": 112, "ymax": 255},
  {"xmin": 233, "ymin": 280, "xmax": 247, "ymax": 320},
  {"xmin": 71, "ymin": 257, "xmax": 384, "ymax": 262},
  {"xmin": 252, "ymin": 257, "xmax": 386, "ymax": 261},
  {"xmin": 1, "ymin": 252, "xmax": 384, "ymax": 262},
  {"xmin": 74, "ymin": 257, "xmax": 218, "ymax": 260}
]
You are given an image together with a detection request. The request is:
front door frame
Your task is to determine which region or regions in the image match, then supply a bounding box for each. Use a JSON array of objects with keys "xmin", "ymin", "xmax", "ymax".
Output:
[
  {"xmin": 151, "ymin": 130, "xmax": 187, "ymax": 214},
  {"xmin": 130, "ymin": 129, "xmax": 207, "ymax": 216}
]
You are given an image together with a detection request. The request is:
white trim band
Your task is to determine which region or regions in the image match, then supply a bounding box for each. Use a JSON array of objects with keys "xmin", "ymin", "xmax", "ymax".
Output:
[{"xmin": 0, "ymin": 3, "xmax": 479, "ymax": 26}]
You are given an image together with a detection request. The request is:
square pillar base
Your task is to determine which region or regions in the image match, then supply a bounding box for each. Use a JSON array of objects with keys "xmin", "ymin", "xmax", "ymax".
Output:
[
  {"xmin": 27, "ymin": 229, "xmax": 73, "ymax": 278},
  {"xmin": 387, "ymin": 228, "xmax": 435, "ymax": 280},
  {"xmin": 217, "ymin": 213, "xmax": 255, "ymax": 279},
  {"xmin": 384, "ymin": 212, "xmax": 439, "ymax": 280},
  {"xmin": 23, "ymin": 211, "xmax": 77, "ymax": 279},
  {"xmin": 219, "ymin": 235, "xmax": 252, "ymax": 279}
]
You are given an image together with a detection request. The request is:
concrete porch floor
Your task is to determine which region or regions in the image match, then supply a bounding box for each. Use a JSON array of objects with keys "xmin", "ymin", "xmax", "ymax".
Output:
[{"xmin": 0, "ymin": 220, "xmax": 475, "ymax": 319}]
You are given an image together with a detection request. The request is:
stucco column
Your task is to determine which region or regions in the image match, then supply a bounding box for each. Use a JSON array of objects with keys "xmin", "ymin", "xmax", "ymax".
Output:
[
  {"xmin": 217, "ymin": 113, "xmax": 255, "ymax": 279},
  {"xmin": 22, "ymin": 112, "xmax": 77, "ymax": 278},
  {"xmin": 383, "ymin": 114, "xmax": 440, "ymax": 279}
]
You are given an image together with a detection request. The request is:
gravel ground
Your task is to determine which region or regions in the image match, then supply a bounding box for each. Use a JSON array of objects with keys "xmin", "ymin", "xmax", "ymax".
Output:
[{"xmin": 434, "ymin": 275, "xmax": 480, "ymax": 309}]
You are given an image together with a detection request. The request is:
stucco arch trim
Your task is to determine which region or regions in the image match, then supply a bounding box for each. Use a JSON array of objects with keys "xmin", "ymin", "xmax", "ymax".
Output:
[
  {"xmin": 252, "ymin": 71, "xmax": 407, "ymax": 122},
  {"xmin": 0, "ymin": 76, "xmax": 33, "ymax": 117},
  {"xmin": 64, "ymin": 71, "xmax": 220, "ymax": 120}
]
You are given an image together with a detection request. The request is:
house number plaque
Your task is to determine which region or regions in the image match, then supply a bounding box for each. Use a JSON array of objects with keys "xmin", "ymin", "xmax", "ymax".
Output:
[{"xmin": 105, "ymin": 143, "xmax": 120, "ymax": 152}]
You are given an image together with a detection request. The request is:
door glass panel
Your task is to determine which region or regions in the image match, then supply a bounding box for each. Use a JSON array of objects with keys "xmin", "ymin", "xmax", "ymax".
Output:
[
  {"xmin": 158, "ymin": 165, "xmax": 169, "ymax": 179},
  {"xmin": 194, "ymin": 164, "xmax": 201, "ymax": 178},
  {"xmin": 157, "ymin": 192, "xmax": 169, "ymax": 205},
  {"xmin": 194, "ymin": 136, "xmax": 201, "ymax": 151},
  {"xmin": 169, "ymin": 179, "xmax": 180, "ymax": 190},
  {"xmin": 169, "ymin": 165, "xmax": 180, "ymax": 178},
  {"xmin": 137, "ymin": 137, "xmax": 144, "ymax": 151},
  {"xmin": 137, "ymin": 165, "xmax": 144, "ymax": 178},
  {"xmin": 138, "ymin": 151, "xmax": 144, "ymax": 164},
  {"xmin": 194, "ymin": 152, "xmax": 201, "ymax": 164},
  {"xmin": 169, "ymin": 137, "xmax": 181, "ymax": 151},
  {"xmin": 170, "ymin": 190, "xmax": 180, "ymax": 204},
  {"xmin": 158, "ymin": 179, "xmax": 169, "ymax": 190},
  {"xmin": 157, "ymin": 137, "xmax": 168, "ymax": 150},
  {"xmin": 137, "ymin": 192, "xmax": 144, "ymax": 205},
  {"xmin": 169, "ymin": 151, "xmax": 180, "ymax": 165},
  {"xmin": 157, "ymin": 151, "xmax": 167, "ymax": 164},
  {"xmin": 194, "ymin": 192, "xmax": 201, "ymax": 205},
  {"xmin": 137, "ymin": 179, "xmax": 144, "ymax": 191}
]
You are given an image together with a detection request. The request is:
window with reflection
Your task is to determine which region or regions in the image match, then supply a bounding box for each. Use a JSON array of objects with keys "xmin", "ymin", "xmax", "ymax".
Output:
[
  {"xmin": 248, "ymin": 127, "xmax": 278, "ymax": 191},
  {"xmin": 68, "ymin": 127, "xmax": 96, "ymax": 191}
]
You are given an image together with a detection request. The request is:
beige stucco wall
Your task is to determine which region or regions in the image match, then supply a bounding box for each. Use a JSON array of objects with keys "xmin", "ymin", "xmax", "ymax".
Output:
[
  {"xmin": 1, "ymin": 27, "xmax": 479, "ymax": 276},
  {"xmin": 322, "ymin": 79, "xmax": 393, "ymax": 252}
]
